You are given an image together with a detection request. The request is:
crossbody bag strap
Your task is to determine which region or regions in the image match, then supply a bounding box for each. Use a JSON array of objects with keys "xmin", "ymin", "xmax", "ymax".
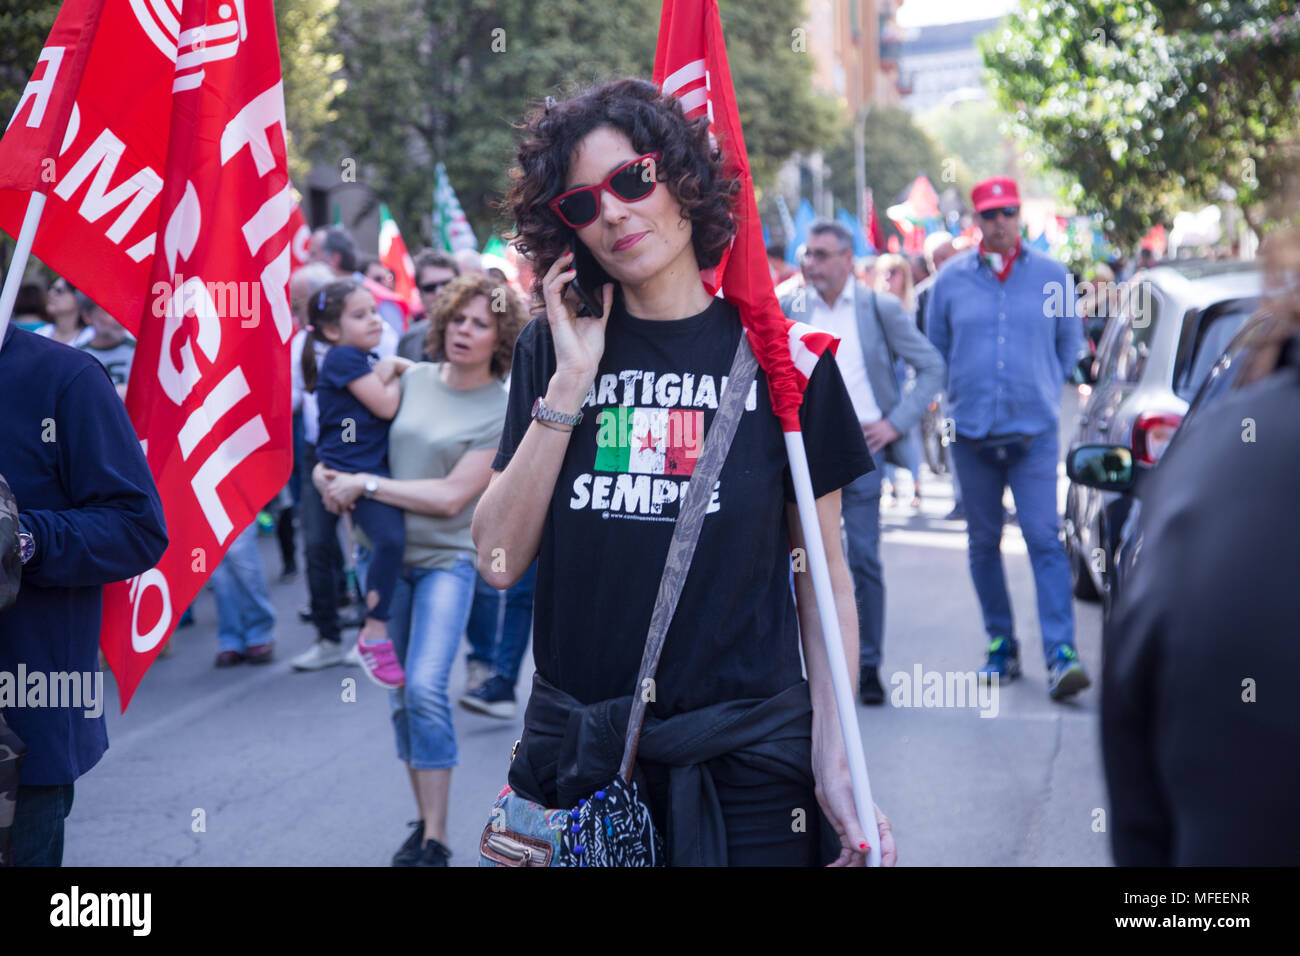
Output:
[{"xmin": 617, "ymin": 331, "xmax": 760, "ymax": 782}]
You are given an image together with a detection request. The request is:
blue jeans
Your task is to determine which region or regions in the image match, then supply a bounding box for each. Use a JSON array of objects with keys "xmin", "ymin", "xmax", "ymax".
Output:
[
  {"xmin": 367, "ymin": 552, "xmax": 477, "ymax": 770},
  {"xmin": 950, "ymin": 428, "xmax": 1075, "ymax": 660},
  {"xmin": 210, "ymin": 523, "xmax": 276, "ymax": 653},
  {"xmin": 11, "ymin": 783, "xmax": 74, "ymax": 866},
  {"xmin": 465, "ymin": 560, "xmax": 537, "ymax": 685},
  {"xmin": 840, "ymin": 452, "xmax": 885, "ymax": 671}
]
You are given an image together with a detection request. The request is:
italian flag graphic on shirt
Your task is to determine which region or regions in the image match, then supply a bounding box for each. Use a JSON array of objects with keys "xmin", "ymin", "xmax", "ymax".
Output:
[{"xmin": 594, "ymin": 407, "xmax": 704, "ymax": 476}]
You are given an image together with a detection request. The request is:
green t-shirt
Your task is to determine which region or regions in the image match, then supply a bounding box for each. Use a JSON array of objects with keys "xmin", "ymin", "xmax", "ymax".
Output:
[{"xmin": 387, "ymin": 362, "xmax": 508, "ymax": 570}]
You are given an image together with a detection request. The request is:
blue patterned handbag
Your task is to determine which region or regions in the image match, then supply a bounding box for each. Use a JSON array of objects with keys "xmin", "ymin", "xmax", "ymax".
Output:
[{"xmin": 477, "ymin": 335, "xmax": 757, "ymax": 867}]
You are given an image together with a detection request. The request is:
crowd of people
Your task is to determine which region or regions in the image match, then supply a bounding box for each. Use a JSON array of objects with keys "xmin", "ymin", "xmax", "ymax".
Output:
[{"xmin": 4, "ymin": 74, "xmax": 1295, "ymax": 870}]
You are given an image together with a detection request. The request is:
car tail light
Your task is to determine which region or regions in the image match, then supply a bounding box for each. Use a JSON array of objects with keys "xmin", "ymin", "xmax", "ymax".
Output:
[{"xmin": 1132, "ymin": 411, "xmax": 1183, "ymax": 465}]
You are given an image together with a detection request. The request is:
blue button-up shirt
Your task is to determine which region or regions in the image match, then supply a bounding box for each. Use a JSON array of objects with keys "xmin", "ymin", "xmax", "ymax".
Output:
[{"xmin": 925, "ymin": 246, "xmax": 1084, "ymax": 439}]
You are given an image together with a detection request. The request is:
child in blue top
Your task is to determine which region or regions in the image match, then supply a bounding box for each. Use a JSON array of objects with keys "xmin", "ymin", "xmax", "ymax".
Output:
[{"xmin": 304, "ymin": 280, "xmax": 412, "ymax": 689}]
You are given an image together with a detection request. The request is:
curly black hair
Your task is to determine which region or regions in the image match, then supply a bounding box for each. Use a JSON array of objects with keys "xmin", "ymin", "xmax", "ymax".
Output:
[{"xmin": 501, "ymin": 77, "xmax": 740, "ymax": 298}]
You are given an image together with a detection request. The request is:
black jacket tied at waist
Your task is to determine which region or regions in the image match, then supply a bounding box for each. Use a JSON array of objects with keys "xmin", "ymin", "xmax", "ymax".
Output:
[{"xmin": 507, "ymin": 672, "xmax": 838, "ymax": 866}]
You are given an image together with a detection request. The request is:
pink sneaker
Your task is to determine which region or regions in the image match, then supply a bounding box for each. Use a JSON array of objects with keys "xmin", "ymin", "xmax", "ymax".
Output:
[{"xmin": 355, "ymin": 635, "xmax": 405, "ymax": 689}]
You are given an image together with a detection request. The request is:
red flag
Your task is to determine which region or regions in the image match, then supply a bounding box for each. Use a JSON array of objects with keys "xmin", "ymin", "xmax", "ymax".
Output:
[
  {"xmin": 0, "ymin": 0, "xmax": 105, "ymax": 195},
  {"xmin": 288, "ymin": 197, "xmax": 310, "ymax": 271},
  {"xmin": 379, "ymin": 203, "xmax": 421, "ymax": 314},
  {"xmin": 863, "ymin": 188, "xmax": 886, "ymax": 253},
  {"xmin": 0, "ymin": 0, "xmax": 296, "ymax": 707},
  {"xmin": 654, "ymin": 0, "xmax": 835, "ymax": 432}
]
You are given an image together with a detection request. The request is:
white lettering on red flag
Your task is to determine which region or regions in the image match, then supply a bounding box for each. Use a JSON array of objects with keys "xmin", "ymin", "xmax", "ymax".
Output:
[
  {"xmin": 0, "ymin": 0, "xmax": 296, "ymax": 707},
  {"xmin": 654, "ymin": 0, "xmax": 833, "ymax": 431}
]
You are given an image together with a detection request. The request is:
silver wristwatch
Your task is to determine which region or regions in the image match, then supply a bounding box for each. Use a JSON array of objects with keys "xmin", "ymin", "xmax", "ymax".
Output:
[
  {"xmin": 531, "ymin": 396, "xmax": 583, "ymax": 428},
  {"xmin": 364, "ymin": 477, "xmax": 380, "ymax": 499},
  {"xmin": 19, "ymin": 531, "xmax": 35, "ymax": 565}
]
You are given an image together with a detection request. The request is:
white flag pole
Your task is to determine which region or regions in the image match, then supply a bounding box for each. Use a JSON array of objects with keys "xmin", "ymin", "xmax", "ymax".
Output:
[
  {"xmin": 0, "ymin": 191, "xmax": 48, "ymax": 349},
  {"xmin": 785, "ymin": 429, "xmax": 882, "ymax": 866}
]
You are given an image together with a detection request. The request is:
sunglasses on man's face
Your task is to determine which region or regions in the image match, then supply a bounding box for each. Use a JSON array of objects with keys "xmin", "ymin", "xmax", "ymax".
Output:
[
  {"xmin": 50, "ymin": 282, "xmax": 73, "ymax": 295},
  {"xmin": 419, "ymin": 279, "xmax": 451, "ymax": 296},
  {"xmin": 978, "ymin": 206, "xmax": 1020, "ymax": 221},
  {"xmin": 548, "ymin": 152, "xmax": 662, "ymax": 229}
]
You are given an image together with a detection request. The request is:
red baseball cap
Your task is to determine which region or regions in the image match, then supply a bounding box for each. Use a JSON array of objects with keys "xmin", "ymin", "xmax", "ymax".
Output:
[{"xmin": 972, "ymin": 177, "xmax": 1021, "ymax": 212}]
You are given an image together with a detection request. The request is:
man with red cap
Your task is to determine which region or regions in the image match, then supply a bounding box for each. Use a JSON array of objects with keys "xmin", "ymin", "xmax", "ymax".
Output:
[{"xmin": 925, "ymin": 177, "xmax": 1090, "ymax": 700}]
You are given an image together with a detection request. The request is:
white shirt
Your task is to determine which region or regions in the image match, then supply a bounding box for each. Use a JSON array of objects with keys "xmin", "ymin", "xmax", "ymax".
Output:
[
  {"xmin": 291, "ymin": 322, "xmax": 398, "ymax": 446},
  {"xmin": 36, "ymin": 323, "xmax": 95, "ymax": 348},
  {"xmin": 806, "ymin": 280, "xmax": 881, "ymax": 424}
]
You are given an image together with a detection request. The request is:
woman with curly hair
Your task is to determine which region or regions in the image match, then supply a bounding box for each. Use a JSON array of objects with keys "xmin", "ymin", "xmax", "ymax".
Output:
[
  {"xmin": 316, "ymin": 273, "xmax": 528, "ymax": 866},
  {"xmin": 473, "ymin": 77, "xmax": 896, "ymax": 866}
]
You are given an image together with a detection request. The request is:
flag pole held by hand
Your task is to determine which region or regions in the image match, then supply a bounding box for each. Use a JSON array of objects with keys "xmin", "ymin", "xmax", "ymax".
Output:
[{"xmin": 786, "ymin": 431, "xmax": 882, "ymax": 866}]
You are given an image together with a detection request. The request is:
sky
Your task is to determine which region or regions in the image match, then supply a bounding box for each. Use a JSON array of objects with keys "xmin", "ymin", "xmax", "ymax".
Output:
[{"xmin": 895, "ymin": 0, "xmax": 1018, "ymax": 28}]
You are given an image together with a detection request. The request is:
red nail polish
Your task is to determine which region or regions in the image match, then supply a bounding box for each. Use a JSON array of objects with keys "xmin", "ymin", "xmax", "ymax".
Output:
[{"xmin": 860, "ymin": 843, "xmax": 870, "ymax": 850}]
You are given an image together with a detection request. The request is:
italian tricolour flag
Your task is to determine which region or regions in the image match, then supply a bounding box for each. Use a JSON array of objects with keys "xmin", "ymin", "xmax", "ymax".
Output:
[
  {"xmin": 595, "ymin": 408, "xmax": 703, "ymax": 476},
  {"xmin": 379, "ymin": 203, "xmax": 419, "ymax": 310}
]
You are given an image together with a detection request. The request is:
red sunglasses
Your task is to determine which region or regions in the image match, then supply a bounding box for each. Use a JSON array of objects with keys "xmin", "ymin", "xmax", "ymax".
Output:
[{"xmin": 547, "ymin": 152, "xmax": 662, "ymax": 229}]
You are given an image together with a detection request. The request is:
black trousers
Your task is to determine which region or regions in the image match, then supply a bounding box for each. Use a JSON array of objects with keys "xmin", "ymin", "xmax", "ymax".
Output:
[
  {"xmin": 638, "ymin": 761, "xmax": 822, "ymax": 866},
  {"xmin": 299, "ymin": 443, "xmax": 344, "ymax": 643}
]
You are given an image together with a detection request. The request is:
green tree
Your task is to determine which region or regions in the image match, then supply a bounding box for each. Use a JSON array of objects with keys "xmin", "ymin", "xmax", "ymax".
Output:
[
  {"xmin": 276, "ymin": 0, "xmax": 345, "ymax": 184},
  {"xmin": 328, "ymin": 0, "xmax": 838, "ymax": 245},
  {"xmin": 983, "ymin": 0, "xmax": 1300, "ymax": 246},
  {"xmin": 822, "ymin": 105, "xmax": 945, "ymax": 232}
]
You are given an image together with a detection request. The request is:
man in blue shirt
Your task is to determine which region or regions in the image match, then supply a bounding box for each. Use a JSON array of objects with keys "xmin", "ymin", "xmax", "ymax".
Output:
[
  {"xmin": 0, "ymin": 323, "xmax": 167, "ymax": 864},
  {"xmin": 925, "ymin": 177, "xmax": 1090, "ymax": 700}
]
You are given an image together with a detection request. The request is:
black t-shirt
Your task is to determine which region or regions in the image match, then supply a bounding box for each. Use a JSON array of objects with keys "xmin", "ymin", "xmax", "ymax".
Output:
[
  {"xmin": 493, "ymin": 294, "xmax": 872, "ymax": 715},
  {"xmin": 316, "ymin": 345, "xmax": 389, "ymax": 474}
]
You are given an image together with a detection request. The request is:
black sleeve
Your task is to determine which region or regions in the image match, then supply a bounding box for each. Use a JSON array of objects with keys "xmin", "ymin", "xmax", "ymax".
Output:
[
  {"xmin": 783, "ymin": 349, "xmax": 874, "ymax": 501},
  {"xmin": 492, "ymin": 316, "xmax": 556, "ymax": 472}
]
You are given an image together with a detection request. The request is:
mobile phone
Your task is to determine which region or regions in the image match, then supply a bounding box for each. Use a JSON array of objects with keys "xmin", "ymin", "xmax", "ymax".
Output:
[{"xmin": 569, "ymin": 235, "xmax": 613, "ymax": 318}]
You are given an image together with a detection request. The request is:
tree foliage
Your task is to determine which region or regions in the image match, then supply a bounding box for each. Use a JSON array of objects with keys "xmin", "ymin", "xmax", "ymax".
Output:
[
  {"xmin": 276, "ymin": 0, "xmax": 345, "ymax": 184},
  {"xmin": 330, "ymin": 0, "xmax": 839, "ymax": 244},
  {"xmin": 983, "ymin": 0, "xmax": 1300, "ymax": 246},
  {"xmin": 823, "ymin": 106, "xmax": 945, "ymax": 215}
]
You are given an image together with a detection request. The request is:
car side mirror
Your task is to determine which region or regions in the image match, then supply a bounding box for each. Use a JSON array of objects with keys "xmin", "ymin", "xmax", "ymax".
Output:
[{"xmin": 1066, "ymin": 444, "xmax": 1135, "ymax": 493}]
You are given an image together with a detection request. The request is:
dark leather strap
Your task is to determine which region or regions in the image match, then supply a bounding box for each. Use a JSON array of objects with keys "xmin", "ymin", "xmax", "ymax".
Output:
[{"xmin": 618, "ymin": 331, "xmax": 760, "ymax": 782}]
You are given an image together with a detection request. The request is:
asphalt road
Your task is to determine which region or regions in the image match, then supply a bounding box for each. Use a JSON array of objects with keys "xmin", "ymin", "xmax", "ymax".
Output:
[{"xmin": 64, "ymin": 390, "xmax": 1112, "ymax": 867}]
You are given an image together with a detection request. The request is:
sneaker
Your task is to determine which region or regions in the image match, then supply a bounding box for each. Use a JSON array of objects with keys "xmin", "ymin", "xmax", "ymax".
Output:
[
  {"xmin": 414, "ymin": 837, "xmax": 451, "ymax": 867},
  {"xmin": 355, "ymin": 635, "xmax": 405, "ymax": 689},
  {"xmin": 464, "ymin": 658, "xmax": 492, "ymax": 695},
  {"xmin": 944, "ymin": 504, "xmax": 966, "ymax": 521},
  {"xmin": 290, "ymin": 640, "xmax": 346, "ymax": 671},
  {"xmin": 391, "ymin": 819, "xmax": 426, "ymax": 867},
  {"xmin": 343, "ymin": 643, "xmax": 362, "ymax": 667},
  {"xmin": 1047, "ymin": 645, "xmax": 1091, "ymax": 701},
  {"xmin": 979, "ymin": 636, "xmax": 1021, "ymax": 682},
  {"xmin": 858, "ymin": 668, "xmax": 885, "ymax": 706},
  {"xmin": 460, "ymin": 675, "xmax": 517, "ymax": 719}
]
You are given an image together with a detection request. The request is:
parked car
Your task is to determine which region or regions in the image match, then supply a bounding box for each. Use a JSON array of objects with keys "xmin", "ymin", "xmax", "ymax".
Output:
[{"xmin": 1064, "ymin": 260, "xmax": 1261, "ymax": 612}]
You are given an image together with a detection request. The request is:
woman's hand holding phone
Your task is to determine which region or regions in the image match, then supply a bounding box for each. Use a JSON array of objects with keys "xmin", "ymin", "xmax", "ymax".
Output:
[{"xmin": 542, "ymin": 249, "xmax": 612, "ymax": 411}]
